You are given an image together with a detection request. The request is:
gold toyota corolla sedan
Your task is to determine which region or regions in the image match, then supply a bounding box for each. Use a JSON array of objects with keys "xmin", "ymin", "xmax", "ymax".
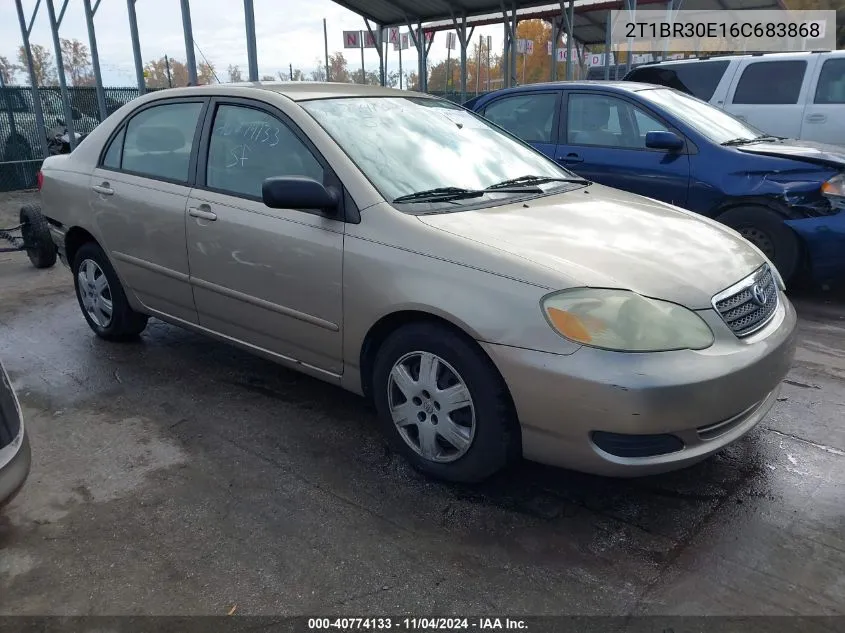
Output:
[{"xmin": 38, "ymin": 83, "xmax": 797, "ymax": 482}]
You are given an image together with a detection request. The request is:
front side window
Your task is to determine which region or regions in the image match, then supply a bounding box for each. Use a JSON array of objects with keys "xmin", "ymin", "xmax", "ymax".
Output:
[
  {"xmin": 482, "ymin": 93, "xmax": 557, "ymax": 143},
  {"xmin": 301, "ymin": 97, "xmax": 577, "ymax": 206},
  {"xmin": 206, "ymin": 104, "xmax": 323, "ymax": 199},
  {"xmin": 121, "ymin": 102, "xmax": 203, "ymax": 182},
  {"xmin": 732, "ymin": 61, "xmax": 806, "ymax": 105},
  {"xmin": 567, "ymin": 93, "xmax": 668, "ymax": 149},
  {"xmin": 814, "ymin": 59, "xmax": 845, "ymax": 104}
]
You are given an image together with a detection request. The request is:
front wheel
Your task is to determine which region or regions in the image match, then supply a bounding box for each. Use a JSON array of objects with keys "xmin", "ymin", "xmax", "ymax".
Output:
[
  {"xmin": 372, "ymin": 322, "xmax": 519, "ymax": 483},
  {"xmin": 72, "ymin": 242, "xmax": 148, "ymax": 340},
  {"xmin": 717, "ymin": 206, "xmax": 800, "ymax": 284}
]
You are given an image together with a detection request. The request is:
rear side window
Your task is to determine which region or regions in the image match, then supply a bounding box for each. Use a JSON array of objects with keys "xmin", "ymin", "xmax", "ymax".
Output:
[
  {"xmin": 102, "ymin": 127, "xmax": 125, "ymax": 169},
  {"xmin": 732, "ymin": 61, "xmax": 806, "ymax": 104},
  {"xmin": 626, "ymin": 61, "xmax": 729, "ymax": 101},
  {"xmin": 814, "ymin": 59, "xmax": 845, "ymax": 104},
  {"xmin": 121, "ymin": 102, "xmax": 203, "ymax": 182},
  {"xmin": 482, "ymin": 93, "xmax": 557, "ymax": 143}
]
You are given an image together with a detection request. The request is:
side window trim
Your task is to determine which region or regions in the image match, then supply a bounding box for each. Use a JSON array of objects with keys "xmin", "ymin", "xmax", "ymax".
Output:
[
  {"xmin": 480, "ymin": 91, "xmax": 561, "ymax": 144},
  {"xmin": 96, "ymin": 96, "xmax": 210, "ymax": 186},
  {"xmin": 195, "ymin": 96, "xmax": 352, "ymax": 222},
  {"xmin": 559, "ymin": 90, "xmax": 690, "ymax": 153}
]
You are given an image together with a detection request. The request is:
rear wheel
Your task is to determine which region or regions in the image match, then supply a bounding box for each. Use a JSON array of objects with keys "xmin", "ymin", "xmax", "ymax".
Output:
[
  {"xmin": 372, "ymin": 322, "xmax": 519, "ymax": 483},
  {"xmin": 717, "ymin": 206, "xmax": 800, "ymax": 283},
  {"xmin": 19, "ymin": 205, "xmax": 56, "ymax": 269},
  {"xmin": 72, "ymin": 242, "xmax": 148, "ymax": 340}
]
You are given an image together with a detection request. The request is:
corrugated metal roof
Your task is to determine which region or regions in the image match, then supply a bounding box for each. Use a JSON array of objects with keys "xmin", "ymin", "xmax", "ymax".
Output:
[{"xmin": 332, "ymin": 0, "xmax": 787, "ymax": 33}]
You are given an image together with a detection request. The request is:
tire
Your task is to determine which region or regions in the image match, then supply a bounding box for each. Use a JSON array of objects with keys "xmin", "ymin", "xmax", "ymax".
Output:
[
  {"xmin": 72, "ymin": 242, "xmax": 148, "ymax": 340},
  {"xmin": 717, "ymin": 206, "xmax": 800, "ymax": 283},
  {"xmin": 372, "ymin": 322, "xmax": 519, "ymax": 483},
  {"xmin": 19, "ymin": 205, "xmax": 57, "ymax": 269}
]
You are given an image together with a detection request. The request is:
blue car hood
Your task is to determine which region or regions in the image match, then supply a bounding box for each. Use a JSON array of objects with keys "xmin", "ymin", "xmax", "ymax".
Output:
[{"xmin": 737, "ymin": 140, "xmax": 845, "ymax": 170}]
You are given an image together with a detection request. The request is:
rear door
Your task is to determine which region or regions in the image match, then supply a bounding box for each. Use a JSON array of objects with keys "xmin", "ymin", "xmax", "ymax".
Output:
[
  {"xmin": 801, "ymin": 55, "xmax": 845, "ymax": 146},
  {"xmin": 478, "ymin": 91, "xmax": 561, "ymax": 159},
  {"xmin": 89, "ymin": 98, "xmax": 206, "ymax": 324},
  {"xmin": 724, "ymin": 58, "xmax": 818, "ymax": 138},
  {"xmin": 555, "ymin": 90, "xmax": 690, "ymax": 206}
]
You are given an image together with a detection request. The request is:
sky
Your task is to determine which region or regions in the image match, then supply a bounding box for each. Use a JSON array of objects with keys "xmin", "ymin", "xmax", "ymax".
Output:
[{"xmin": 0, "ymin": 0, "xmax": 508, "ymax": 85}]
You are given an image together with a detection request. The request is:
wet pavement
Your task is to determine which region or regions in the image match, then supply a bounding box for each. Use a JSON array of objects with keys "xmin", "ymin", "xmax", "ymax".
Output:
[{"xmin": 0, "ymin": 196, "xmax": 843, "ymax": 616}]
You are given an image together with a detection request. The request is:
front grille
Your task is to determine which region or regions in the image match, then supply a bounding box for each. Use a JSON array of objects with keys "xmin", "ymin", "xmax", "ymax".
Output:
[{"xmin": 713, "ymin": 265, "xmax": 779, "ymax": 337}]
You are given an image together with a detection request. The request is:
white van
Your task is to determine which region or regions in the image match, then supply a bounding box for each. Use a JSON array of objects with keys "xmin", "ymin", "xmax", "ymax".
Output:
[{"xmin": 624, "ymin": 51, "xmax": 845, "ymax": 145}]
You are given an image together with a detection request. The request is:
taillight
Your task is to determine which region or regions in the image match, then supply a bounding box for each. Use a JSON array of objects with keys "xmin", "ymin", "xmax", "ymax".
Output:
[{"xmin": 36, "ymin": 170, "xmax": 44, "ymax": 191}]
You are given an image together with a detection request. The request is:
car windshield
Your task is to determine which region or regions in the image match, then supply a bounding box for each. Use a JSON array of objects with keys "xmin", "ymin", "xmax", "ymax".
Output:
[
  {"xmin": 301, "ymin": 96, "xmax": 581, "ymax": 206},
  {"xmin": 638, "ymin": 88, "xmax": 766, "ymax": 144}
]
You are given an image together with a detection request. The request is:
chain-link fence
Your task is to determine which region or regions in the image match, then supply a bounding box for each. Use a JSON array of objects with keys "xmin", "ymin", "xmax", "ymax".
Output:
[{"xmin": 0, "ymin": 86, "xmax": 146, "ymax": 192}]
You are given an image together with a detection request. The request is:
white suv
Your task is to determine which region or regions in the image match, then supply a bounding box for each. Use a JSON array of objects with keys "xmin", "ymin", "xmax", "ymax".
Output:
[{"xmin": 625, "ymin": 51, "xmax": 845, "ymax": 145}]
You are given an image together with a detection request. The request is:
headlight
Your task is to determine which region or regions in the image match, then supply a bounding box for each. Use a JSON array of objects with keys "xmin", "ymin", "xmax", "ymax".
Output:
[
  {"xmin": 542, "ymin": 288, "xmax": 714, "ymax": 352},
  {"xmin": 821, "ymin": 173, "xmax": 845, "ymax": 208}
]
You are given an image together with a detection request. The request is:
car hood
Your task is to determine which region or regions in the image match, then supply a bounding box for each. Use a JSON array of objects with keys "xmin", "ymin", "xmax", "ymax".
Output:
[
  {"xmin": 737, "ymin": 139, "xmax": 845, "ymax": 169},
  {"xmin": 417, "ymin": 184, "xmax": 766, "ymax": 309}
]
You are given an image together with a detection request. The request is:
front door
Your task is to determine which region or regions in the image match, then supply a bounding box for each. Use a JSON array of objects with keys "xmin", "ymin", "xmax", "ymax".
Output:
[
  {"xmin": 89, "ymin": 99, "xmax": 206, "ymax": 323},
  {"xmin": 185, "ymin": 99, "xmax": 344, "ymax": 375},
  {"xmin": 556, "ymin": 91, "xmax": 690, "ymax": 207}
]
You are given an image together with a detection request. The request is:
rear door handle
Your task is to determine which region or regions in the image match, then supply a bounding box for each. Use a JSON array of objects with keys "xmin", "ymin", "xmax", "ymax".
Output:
[
  {"xmin": 188, "ymin": 206, "xmax": 217, "ymax": 221},
  {"xmin": 558, "ymin": 153, "xmax": 583, "ymax": 164},
  {"xmin": 92, "ymin": 184, "xmax": 113, "ymax": 195},
  {"xmin": 805, "ymin": 113, "xmax": 827, "ymax": 123}
]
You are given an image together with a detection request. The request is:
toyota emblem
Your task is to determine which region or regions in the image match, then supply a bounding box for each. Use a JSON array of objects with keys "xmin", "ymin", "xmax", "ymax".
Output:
[{"xmin": 751, "ymin": 283, "xmax": 767, "ymax": 306}]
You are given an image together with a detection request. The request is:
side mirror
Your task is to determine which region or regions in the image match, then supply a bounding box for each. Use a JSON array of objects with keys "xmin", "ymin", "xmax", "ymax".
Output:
[
  {"xmin": 645, "ymin": 130, "xmax": 684, "ymax": 151},
  {"xmin": 262, "ymin": 176, "xmax": 339, "ymax": 213}
]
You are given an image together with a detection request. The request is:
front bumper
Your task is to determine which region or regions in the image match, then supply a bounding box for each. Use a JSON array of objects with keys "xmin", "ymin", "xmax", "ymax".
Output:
[{"xmin": 482, "ymin": 293, "xmax": 798, "ymax": 477}]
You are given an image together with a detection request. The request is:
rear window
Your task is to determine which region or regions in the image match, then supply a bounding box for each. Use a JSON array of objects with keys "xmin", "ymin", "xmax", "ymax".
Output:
[
  {"xmin": 732, "ymin": 60, "xmax": 806, "ymax": 105},
  {"xmin": 625, "ymin": 61, "xmax": 729, "ymax": 101}
]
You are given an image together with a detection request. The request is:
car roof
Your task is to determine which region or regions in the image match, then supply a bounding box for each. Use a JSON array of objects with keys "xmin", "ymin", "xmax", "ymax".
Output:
[
  {"xmin": 140, "ymin": 82, "xmax": 430, "ymax": 102},
  {"xmin": 476, "ymin": 81, "xmax": 659, "ymax": 99},
  {"xmin": 635, "ymin": 50, "xmax": 844, "ymax": 67}
]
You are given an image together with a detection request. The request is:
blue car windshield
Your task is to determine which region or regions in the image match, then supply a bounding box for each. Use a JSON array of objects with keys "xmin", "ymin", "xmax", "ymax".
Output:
[{"xmin": 638, "ymin": 88, "xmax": 765, "ymax": 144}]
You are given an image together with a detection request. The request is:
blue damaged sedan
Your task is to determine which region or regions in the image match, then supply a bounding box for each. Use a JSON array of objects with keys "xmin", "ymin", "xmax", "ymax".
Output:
[{"xmin": 466, "ymin": 82, "xmax": 845, "ymax": 285}]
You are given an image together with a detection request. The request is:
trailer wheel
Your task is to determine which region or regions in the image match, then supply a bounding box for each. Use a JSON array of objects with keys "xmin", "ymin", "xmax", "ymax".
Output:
[{"xmin": 20, "ymin": 205, "xmax": 57, "ymax": 269}]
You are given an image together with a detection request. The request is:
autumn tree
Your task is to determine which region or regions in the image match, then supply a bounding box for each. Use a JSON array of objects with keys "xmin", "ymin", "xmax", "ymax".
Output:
[
  {"xmin": 144, "ymin": 57, "xmax": 216, "ymax": 88},
  {"xmin": 327, "ymin": 52, "xmax": 350, "ymax": 83},
  {"xmin": 0, "ymin": 56, "xmax": 19, "ymax": 85},
  {"xmin": 60, "ymin": 38, "xmax": 94, "ymax": 86},
  {"xmin": 227, "ymin": 64, "xmax": 243, "ymax": 82},
  {"xmin": 350, "ymin": 68, "xmax": 380, "ymax": 85},
  {"xmin": 17, "ymin": 44, "xmax": 57, "ymax": 86}
]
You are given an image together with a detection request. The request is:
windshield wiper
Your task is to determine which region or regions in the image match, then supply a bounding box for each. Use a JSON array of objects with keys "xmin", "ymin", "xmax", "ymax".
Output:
[
  {"xmin": 486, "ymin": 174, "xmax": 591, "ymax": 189},
  {"xmin": 722, "ymin": 135, "xmax": 785, "ymax": 147},
  {"xmin": 393, "ymin": 184, "xmax": 545, "ymax": 204}
]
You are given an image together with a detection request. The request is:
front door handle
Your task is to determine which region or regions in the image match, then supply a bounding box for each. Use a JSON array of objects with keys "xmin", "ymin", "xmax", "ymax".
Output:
[
  {"xmin": 805, "ymin": 113, "xmax": 827, "ymax": 123},
  {"xmin": 559, "ymin": 153, "xmax": 583, "ymax": 164},
  {"xmin": 188, "ymin": 206, "xmax": 217, "ymax": 221},
  {"xmin": 92, "ymin": 183, "xmax": 114, "ymax": 195}
]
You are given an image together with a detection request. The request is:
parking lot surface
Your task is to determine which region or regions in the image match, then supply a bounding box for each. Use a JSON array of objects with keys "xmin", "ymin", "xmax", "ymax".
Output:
[{"xmin": 0, "ymin": 192, "xmax": 843, "ymax": 616}]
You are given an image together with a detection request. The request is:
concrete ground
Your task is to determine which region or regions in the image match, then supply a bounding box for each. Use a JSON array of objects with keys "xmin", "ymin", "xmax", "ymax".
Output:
[{"xmin": 0, "ymin": 191, "xmax": 843, "ymax": 616}]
